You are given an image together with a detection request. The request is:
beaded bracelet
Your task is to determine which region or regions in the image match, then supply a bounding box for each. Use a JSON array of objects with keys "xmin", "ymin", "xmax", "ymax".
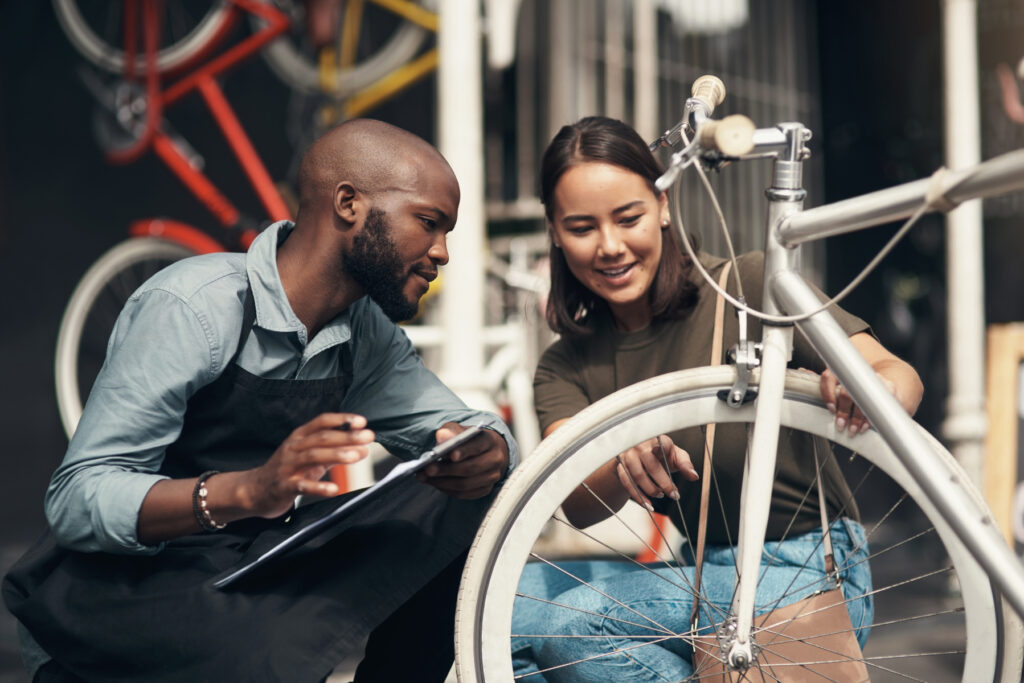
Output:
[{"xmin": 192, "ymin": 470, "xmax": 227, "ymax": 532}]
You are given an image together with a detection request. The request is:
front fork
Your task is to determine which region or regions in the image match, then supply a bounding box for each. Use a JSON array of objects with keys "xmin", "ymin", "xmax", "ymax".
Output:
[{"xmin": 716, "ymin": 124, "xmax": 808, "ymax": 670}]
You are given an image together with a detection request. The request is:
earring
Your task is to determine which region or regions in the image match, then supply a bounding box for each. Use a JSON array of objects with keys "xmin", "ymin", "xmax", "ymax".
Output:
[{"xmin": 661, "ymin": 219, "xmax": 670, "ymax": 228}]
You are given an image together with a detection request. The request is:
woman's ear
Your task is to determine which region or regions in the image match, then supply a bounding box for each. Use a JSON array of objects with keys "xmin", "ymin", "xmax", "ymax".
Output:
[
  {"xmin": 658, "ymin": 192, "xmax": 670, "ymax": 228},
  {"xmin": 333, "ymin": 181, "xmax": 359, "ymax": 226},
  {"xmin": 547, "ymin": 220, "xmax": 561, "ymax": 249}
]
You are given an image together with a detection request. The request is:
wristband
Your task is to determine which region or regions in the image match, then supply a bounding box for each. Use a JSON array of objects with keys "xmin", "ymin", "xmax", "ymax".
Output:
[{"xmin": 192, "ymin": 470, "xmax": 227, "ymax": 532}]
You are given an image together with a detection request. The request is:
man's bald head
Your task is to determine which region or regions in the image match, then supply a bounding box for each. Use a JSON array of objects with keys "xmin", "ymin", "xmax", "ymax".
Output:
[{"xmin": 297, "ymin": 119, "xmax": 455, "ymax": 211}]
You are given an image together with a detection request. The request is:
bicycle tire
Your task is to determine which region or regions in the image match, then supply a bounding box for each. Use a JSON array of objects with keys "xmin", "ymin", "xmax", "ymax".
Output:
[
  {"xmin": 55, "ymin": 238, "xmax": 196, "ymax": 438},
  {"xmin": 455, "ymin": 366, "xmax": 1024, "ymax": 682},
  {"xmin": 253, "ymin": 0, "xmax": 435, "ymax": 98},
  {"xmin": 53, "ymin": 0, "xmax": 235, "ymax": 75}
]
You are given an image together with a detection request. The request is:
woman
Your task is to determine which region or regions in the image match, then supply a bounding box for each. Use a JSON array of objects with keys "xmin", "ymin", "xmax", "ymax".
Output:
[{"xmin": 511, "ymin": 116, "xmax": 923, "ymax": 681}]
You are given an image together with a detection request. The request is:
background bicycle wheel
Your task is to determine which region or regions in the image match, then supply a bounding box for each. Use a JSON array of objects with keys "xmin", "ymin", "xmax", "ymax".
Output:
[{"xmin": 2, "ymin": 1, "xmax": 1024, "ymax": 682}]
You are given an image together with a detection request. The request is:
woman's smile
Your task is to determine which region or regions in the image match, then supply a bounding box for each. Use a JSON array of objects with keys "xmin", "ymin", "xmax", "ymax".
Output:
[{"xmin": 596, "ymin": 262, "xmax": 636, "ymax": 283}]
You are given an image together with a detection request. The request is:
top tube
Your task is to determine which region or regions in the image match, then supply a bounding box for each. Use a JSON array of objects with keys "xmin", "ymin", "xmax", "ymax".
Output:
[{"xmin": 777, "ymin": 148, "xmax": 1024, "ymax": 246}]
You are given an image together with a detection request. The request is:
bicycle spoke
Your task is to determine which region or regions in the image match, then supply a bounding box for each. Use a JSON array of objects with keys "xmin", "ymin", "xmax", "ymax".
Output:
[
  {"xmin": 544, "ymin": 516, "xmax": 725, "ymax": 620},
  {"xmin": 513, "ymin": 631, "xmax": 685, "ymax": 680},
  {"xmin": 526, "ymin": 554, "xmax": 677, "ymax": 635},
  {"xmin": 603, "ymin": 442, "xmax": 725, "ymax": 631},
  {"xmin": 512, "ymin": 593, "xmax": 670, "ymax": 635},
  {"xmin": 577, "ymin": 482, "xmax": 691, "ymax": 586}
]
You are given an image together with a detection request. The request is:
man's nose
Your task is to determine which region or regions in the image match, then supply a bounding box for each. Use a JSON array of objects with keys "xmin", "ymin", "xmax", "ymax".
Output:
[{"xmin": 428, "ymin": 234, "xmax": 449, "ymax": 265}]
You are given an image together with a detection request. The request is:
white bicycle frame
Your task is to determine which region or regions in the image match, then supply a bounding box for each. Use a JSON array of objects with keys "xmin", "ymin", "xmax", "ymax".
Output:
[{"xmin": 664, "ymin": 106, "xmax": 1024, "ymax": 668}]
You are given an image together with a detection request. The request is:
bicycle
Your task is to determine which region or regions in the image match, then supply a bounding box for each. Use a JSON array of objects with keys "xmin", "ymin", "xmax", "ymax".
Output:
[
  {"xmin": 52, "ymin": 0, "xmax": 295, "ymax": 441},
  {"xmin": 454, "ymin": 76, "xmax": 1024, "ymax": 681}
]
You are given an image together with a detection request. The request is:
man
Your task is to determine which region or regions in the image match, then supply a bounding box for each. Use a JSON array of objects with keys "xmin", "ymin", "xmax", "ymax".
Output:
[{"xmin": 4, "ymin": 120, "xmax": 515, "ymax": 682}]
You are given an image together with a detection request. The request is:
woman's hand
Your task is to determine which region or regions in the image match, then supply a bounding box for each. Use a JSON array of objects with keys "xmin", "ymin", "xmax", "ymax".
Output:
[
  {"xmin": 820, "ymin": 333, "xmax": 924, "ymax": 435},
  {"xmin": 614, "ymin": 435, "xmax": 698, "ymax": 512},
  {"xmin": 238, "ymin": 412, "xmax": 375, "ymax": 518},
  {"xmin": 819, "ymin": 368, "xmax": 891, "ymax": 435}
]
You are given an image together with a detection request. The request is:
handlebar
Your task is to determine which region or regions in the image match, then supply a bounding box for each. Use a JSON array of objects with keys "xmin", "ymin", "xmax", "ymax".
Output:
[
  {"xmin": 654, "ymin": 74, "xmax": 809, "ymax": 192},
  {"xmin": 697, "ymin": 115, "xmax": 757, "ymax": 157}
]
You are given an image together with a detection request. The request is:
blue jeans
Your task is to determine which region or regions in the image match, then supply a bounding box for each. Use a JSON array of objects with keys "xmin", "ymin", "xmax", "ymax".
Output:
[{"xmin": 511, "ymin": 520, "xmax": 872, "ymax": 682}]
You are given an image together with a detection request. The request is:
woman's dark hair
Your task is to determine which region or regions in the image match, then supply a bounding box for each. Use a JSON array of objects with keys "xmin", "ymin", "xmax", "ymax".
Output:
[{"xmin": 540, "ymin": 116, "xmax": 698, "ymax": 336}]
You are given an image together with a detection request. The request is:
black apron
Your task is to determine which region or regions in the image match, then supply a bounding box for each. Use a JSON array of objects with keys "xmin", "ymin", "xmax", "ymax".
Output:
[{"xmin": 3, "ymin": 288, "xmax": 491, "ymax": 682}]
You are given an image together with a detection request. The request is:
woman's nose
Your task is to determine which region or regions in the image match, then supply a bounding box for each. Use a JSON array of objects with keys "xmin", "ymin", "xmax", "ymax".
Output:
[{"xmin": 596, "ymin": 227, "xmax": 625, "ymax": 257}]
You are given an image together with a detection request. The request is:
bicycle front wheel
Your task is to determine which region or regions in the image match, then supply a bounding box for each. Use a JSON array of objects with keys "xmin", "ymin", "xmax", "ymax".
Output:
[
  {"xmin": 455, "ymin": 367, "xmax": 1023, "ymax": 682},
  {"xmin": 55, "ymin": 238, "xmax": 196, "ymax": 438},
  {"xmin": 53, "ymin": 0, "xmax": 235, "ymax": 75}
]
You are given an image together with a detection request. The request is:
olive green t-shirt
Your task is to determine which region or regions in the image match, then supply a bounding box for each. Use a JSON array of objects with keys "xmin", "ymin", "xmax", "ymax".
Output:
[{"xmin": 533, "ymin": 252, "xmax": 871, "ymax": 544}]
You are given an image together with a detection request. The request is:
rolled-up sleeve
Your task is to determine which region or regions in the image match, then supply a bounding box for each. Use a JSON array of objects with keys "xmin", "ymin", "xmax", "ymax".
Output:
[
  {"xmin": 46, "ymin": 288, "xmax": 217, "ymax": 554},
  {"xmin": 343, "ymin": 300, "xmax": 519, "ymax": 470}
]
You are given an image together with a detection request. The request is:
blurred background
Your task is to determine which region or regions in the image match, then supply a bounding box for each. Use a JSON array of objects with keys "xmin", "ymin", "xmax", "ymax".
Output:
[{"xmin": 2, "ymin": 0, "xmax": 1024, "ymax": 680}]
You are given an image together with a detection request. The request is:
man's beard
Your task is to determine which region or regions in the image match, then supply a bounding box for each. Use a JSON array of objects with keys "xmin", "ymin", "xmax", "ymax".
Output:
[{"xmin": 342, "ymin": 207, "xmax": 420, "ymax": 321}]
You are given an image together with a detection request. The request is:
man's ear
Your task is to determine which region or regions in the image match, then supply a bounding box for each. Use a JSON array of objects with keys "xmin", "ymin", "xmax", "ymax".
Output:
[{"xmin": 333, "ymin": 181, "xmax": 360, "ymax": 226}]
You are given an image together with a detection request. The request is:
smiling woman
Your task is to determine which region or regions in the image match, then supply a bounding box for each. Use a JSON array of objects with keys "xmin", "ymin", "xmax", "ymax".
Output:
[{"xmin": 508, "ymin": 116, "xmax": 924, "ymax": 681}]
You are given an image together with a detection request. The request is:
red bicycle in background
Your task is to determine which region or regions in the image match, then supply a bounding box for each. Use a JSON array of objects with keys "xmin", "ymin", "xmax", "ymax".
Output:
[{"xmin": 53, "ymin": 0, "xmax": 293, "ymax": 442}]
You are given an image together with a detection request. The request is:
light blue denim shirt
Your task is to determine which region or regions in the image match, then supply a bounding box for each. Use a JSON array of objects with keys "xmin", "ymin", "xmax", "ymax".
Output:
[{"xmin": 45, "ymin": 221, "xmax": 518, "ymax": 555}]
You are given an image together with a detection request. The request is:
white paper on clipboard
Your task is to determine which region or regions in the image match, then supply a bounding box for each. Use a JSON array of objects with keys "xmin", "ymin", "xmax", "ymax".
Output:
[{"xmin": 211, "ymin": 426, "xmax": 485, "ymax": 589}]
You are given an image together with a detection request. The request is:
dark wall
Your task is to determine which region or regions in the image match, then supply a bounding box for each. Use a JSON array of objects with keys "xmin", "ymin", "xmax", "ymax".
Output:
[
  {"xmin": 817, "ymin": 0, "xmax": 1024, "ymax": 439},
  {"xmin": 816, "ymin": 0, "xmax": 947, "ymax": 435}
]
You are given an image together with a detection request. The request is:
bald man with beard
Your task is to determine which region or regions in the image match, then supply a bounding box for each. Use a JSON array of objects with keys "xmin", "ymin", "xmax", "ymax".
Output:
[{"xmin": 4, "ymin": 120, "xmax": 516, "ymax": 683}]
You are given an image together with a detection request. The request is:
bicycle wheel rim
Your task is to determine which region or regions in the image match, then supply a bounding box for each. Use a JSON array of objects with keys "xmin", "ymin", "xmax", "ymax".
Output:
[
  {"xmin": 53, "ymin": 0, "xmax": 234, "ymax": 75},
  {"xmin": 456, "ymin": 367, "xmax": 1023, "ymax": 682},
  {"xmin": 54, "ymin": 238, "xmax": 196, "ymax": 438},
  {"xmin": 254, "ymin": 0, "xmax": 435, "ymax": 97}
]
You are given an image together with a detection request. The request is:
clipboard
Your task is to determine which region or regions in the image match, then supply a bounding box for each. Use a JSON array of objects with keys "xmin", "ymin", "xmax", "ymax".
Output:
[{"xmin": 211, "ymin": 425, "xmax": 485, "ymax": 589}]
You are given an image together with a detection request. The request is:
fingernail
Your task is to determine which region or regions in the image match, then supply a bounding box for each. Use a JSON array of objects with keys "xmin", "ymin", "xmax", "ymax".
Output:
[
  {"xmin": 669, "ymin": 489, "xmax": 680, "ymax": 501},
  {"xmin": 644, "ymin": 501, "xmax": 655, "ymax": 512},
  {"xmin": 826, "ymin": 402, "xmax": 836, "ymax": 414},
  {"xmin": 655, "ymin": 491, "xmax": 664, "ymax": 498},
  {"xmin": 836, "ymin": 417, "xmax": 846, "ymax": 430},
  {"xmin": 858, "ymin": 422, "xmax": 870, "ymax": 434},
  {"xmin": 325, "ymin": 483, "xmax": 339, "ymax": 495}
]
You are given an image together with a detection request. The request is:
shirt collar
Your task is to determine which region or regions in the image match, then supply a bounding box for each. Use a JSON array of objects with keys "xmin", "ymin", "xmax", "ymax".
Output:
[{"xmin": 245, "ymin": 220, "xmax": 352, "ymax": 349}]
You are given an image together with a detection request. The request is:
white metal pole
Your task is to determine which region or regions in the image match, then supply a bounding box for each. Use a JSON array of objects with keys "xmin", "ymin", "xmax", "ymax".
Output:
[
  {"xmin": 633, "ymin": 0, "xmax": 658, "ymax": 140},
  {"xmin": 438, "ymin": 0, "xmax": 491, "ymax": 409},
  {"xmin": 940, "ymin": 0, "xmax": 987, "ymax": 486}
]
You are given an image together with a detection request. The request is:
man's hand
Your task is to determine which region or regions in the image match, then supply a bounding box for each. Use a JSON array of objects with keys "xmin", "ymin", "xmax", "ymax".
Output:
[
  {"xmin": 615, "ymin": 435, "xmax": 698, "ymax": 511},
  {"xmin": 239, "ymin": 412, "xmax": 375, "ymax": 518},
  {"xmin": 417, "ymin": 422, "xmax": 509, "ymax": 499}
]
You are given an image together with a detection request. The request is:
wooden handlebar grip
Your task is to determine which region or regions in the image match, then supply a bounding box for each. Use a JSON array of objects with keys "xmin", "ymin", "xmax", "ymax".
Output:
[
  {"xmin": 698, "ymin": 115, "xmax": 756, "ymax": 156},
  {"xmin": 690, "ymin": 75, "xmax": 727, "ymax": 114}
]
